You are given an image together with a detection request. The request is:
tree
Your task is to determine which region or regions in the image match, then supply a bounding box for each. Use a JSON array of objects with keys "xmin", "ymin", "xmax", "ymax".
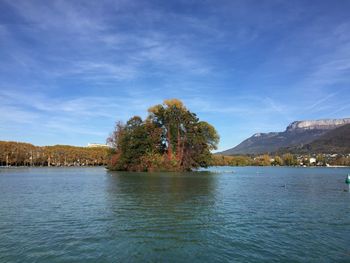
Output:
[
  {"xmin": 316, "ymin": 154, "xmax": 325, "ymax": 166},
  {"xmin": 107, "ymin": 99, "xmax": 219, "ymax": 171},
  {"xmin": 272, "ymin": 156, "xmax": 283, "ymax": 166},
  {"xmin": 0, "ymin": 141, "xmax": 108, "ymax": 167},
  {"xmin": 282, "ymin": 153, "xmax": 296, "ymax": 166}
]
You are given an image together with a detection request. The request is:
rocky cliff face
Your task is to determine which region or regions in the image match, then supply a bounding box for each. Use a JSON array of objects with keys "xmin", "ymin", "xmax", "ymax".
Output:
[
  {"xmin": 219, "ymin": 118, "xmax": 350, "ymax": 155},
  {"xmin": 286, "ymin": 118, "xmax": 350, "ymax": 131}
]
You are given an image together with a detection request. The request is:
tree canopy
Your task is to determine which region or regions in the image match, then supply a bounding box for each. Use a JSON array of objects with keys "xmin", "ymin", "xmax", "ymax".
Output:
[
  {"xmin": 107, "ymin": 99, "xmax": 220, "ymax": 171},
  {"xmin": 0, "ymin": 141, "xmax": 108, "ymax": 167}
]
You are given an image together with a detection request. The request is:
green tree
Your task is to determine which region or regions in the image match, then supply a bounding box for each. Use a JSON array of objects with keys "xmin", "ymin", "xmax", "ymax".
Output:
[{"xmin": 107, "ymin": 99, "xmax": 219, "ymax": 171}]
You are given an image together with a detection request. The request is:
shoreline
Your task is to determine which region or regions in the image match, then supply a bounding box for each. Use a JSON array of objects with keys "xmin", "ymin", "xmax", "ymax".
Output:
[
  {"xmin": 0, "ymin": 165, "xmax": 106, "ymax": 169},
  {"xmin": 1, "ymin": 165, "xmax": 349, "ymax": 169}
]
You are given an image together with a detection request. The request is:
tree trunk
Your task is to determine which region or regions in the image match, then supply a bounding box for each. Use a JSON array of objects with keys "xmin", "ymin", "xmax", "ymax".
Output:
[
  {"xmin": 167, "ymin": 126, "xmax": 172, "ymax": 160},
  {"xmin": 179, "ymin": 135, "xmax": 186, "ymax": 166},
  {"xmin": 176, "ymin": 127, "xmax": 181, "ymax": 161}
]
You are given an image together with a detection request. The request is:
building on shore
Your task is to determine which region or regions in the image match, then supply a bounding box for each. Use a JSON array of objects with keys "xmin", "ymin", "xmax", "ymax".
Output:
[
  {"xmin": 87, "ymin": 143, "xmax": 109, "ymax": 148},
  {"xmin": 309, "ymin": 157, "xmax": 316, "ymax": 164}
]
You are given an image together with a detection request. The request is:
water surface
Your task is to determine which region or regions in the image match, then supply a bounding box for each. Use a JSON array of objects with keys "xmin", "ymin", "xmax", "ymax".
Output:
[{"xmin": 0, "ymin": 167, "xmax": 349, "ymax": 262}]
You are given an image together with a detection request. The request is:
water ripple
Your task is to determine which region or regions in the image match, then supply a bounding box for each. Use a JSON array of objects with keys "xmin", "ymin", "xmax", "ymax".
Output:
[{"xmin": 0, "ymin": 167, "xmax": 349, "ymax": 262}]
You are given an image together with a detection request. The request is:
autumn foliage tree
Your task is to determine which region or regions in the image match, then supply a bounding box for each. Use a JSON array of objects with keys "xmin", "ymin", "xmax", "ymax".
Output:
[
  {"xmin": 107, "ymin": 99, "xmax": 219, "ymax": 171},
  {"xmin": 0, "ymin": 141, "xmax": 108, "ymax": 167}
]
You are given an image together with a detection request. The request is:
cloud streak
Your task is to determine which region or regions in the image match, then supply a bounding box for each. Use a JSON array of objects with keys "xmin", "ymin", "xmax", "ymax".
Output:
[{"xmin": 1, "ymin": 0, "xmax": 350, "ymax": 150}]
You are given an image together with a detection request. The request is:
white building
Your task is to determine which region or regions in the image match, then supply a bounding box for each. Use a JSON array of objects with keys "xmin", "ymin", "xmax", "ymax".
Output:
[
  {"xmin": 309, "ymin": 157, "xmax": 316, "ymax": 164},
  {"xmin": 87, "ymin": 143, "xmax": 109, "ymax": 148}
]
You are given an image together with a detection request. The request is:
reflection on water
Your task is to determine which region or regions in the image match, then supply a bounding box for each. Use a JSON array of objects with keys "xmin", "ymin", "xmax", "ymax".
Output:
[
  {"xmin": 106, "ymin": 171, "xmax": 217, "ymax": 206},
  {"xmin": 103, "ymin": 171, "xmax": 219, "ymax": 261},
  {"xmin": 0, "ymin": 167, "xmax": 349, "ymax": 262}
]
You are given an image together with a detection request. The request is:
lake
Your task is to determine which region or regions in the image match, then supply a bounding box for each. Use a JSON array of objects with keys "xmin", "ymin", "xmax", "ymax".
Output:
[{"xmin": 0, "ymin": 167, "xmax": 349, "ymax": 262}]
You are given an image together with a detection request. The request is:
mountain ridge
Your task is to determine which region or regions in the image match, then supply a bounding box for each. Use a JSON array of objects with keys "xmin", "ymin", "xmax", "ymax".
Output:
[
  {"xmin": 286, "ymin": 118, "xmax": 350, "ymax": 131},
  {"xmin": 219, "ymin": 118, "xmax": 350, "ymax": 155},
  {"xmin": 284, "ymin": 124, "xmax": 350, "ymax": 154}
]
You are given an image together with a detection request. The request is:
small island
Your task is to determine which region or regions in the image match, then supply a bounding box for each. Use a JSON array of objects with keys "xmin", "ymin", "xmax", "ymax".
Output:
[{"xmin": 107, "ymin": 99, "xmax": 219, "ymax": 171}]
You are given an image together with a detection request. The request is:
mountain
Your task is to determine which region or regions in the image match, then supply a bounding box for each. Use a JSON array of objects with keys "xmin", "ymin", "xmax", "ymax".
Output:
[
  {"xmin": 285, "ymin": 118, "xmax": 350, "ymax": 131},
  {"xmin": 286, "ymin": 123, "xmax": 350, "ymax": 154},
  {"xmin": 219, "ymin": 118, "xmax": 350, "ymax": 155}
]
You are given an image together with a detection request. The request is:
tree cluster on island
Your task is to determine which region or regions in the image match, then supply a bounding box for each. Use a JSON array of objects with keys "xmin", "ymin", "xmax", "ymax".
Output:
[{"xmin": 107, "ymin": 99, "xmax": 220, "ymax": 171}]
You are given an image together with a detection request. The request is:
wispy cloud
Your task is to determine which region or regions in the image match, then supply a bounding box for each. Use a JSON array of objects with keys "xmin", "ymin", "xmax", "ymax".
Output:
[
  {"xmin": 327, "ymin": 104, "xmax": 350, "ymax": 117},
  {"xmin": 1, "ymin": 0, "xmax": 213, "ymax": 83},
  {"xmin": 306, "ymin": 92, "xmax": 339, "ymax": 111},
  {"xmin": 1, "ymin": 0, "xmax": 350, "ymax": 149},
  {"xmin": 0, "ymin": 89, "xmax": 152, "ymax": 119}
]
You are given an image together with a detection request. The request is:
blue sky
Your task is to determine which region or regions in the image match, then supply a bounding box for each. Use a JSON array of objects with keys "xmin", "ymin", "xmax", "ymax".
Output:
[{"xmin": 0, "ymin": 0, "xmax": 350, "ymax": 151}]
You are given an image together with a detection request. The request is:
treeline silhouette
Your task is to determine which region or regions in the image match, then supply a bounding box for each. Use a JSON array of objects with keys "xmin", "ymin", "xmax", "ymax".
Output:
[{"xmin": 0, "ymin": 141, "xmax": 108, "ymax": 167}]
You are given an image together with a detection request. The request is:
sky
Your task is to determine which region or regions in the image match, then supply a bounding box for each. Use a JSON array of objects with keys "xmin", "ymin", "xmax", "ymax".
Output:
[{"xmin": 0, "ymin": 0, "xmax": 350, "ymax": 151}]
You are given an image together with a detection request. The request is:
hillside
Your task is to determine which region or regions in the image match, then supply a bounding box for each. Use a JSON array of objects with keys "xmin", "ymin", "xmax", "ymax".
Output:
[
  {"xmin": 219, "ymin": 118, "xmax": 350, "ymax": 155},
  {"xmin": 286, "ymin": 124, "xmax": 350, "ymax": 154}
]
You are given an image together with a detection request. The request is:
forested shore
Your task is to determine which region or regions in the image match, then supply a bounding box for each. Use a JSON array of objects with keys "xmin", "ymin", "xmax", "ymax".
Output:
[
  {"xmin": 1, "ymin": 141, "xmax": 349, "ymax": 168},
  {"xmin": 0, "ymin": 141, "xmax": 108, "ymax": 167},
  {"xmin": 212, "ymin": 154, "xmax": 350, "ymax": 167}
]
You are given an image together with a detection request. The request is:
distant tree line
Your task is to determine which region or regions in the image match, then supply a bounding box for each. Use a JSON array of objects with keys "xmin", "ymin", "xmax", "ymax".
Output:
[
  {"xmin": 0, "ymin": 141, "xmax": 108, "ymax": 167},
  {"xmin": 107, "ymin": 99, "xmax": 219, "ymax": 171},
  {"xmin": 211, "ymin": 153, "xmax": 350, "ymax": 166},
  {"xmin": 211, "ymin": 154, "xmax": 287, "ymax": 166}
]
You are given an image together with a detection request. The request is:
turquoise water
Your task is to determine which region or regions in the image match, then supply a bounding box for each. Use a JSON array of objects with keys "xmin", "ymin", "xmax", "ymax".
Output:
[{"xmin": 0, "ymin": 167, "xmax": 349, "ymax": 262}]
